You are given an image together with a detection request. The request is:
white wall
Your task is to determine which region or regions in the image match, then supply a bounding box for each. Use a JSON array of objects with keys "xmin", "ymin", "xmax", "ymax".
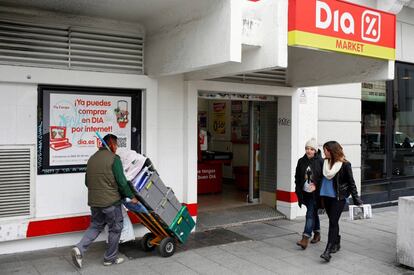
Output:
[
  {"xmin": 146, "ymin": 0, "xmax": 241, "ymax": 76},
  {"xmin": 185, "ymin": 0, "xmax": 288, "ymax": 80},
  {"xmin": 276, "ymin": 96, "xmax": 294, "ymax": 219},
  {"xmin": 0, "ymin": 65, "xmax": 157, "ymax": 251},
  {"xmin": 317, "ymin": 83, "xmax": 362, "ymax": 193},
  {"xmin": 156, "ymin": 75, "xmax": 185, "ymax": 201},
  {"xmin": 0, "ymin": 83, "xmax": 37, "ymax": 145},
  {"xmin": 0, "ymin": 6, "xmax": 144, "ymax": 38},
  {"xmin": 396, "ymin": 8, "xmax": 414, "ymax": 63}
]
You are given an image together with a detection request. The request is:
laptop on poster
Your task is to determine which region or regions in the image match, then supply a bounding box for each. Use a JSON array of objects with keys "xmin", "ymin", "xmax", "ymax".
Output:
[{"xmin": 49, "ymin": 126, "xmax": 72, "ymax": 151}]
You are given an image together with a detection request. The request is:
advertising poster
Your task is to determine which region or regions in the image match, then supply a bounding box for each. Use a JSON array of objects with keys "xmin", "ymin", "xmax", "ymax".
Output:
[
  {"xmin": 49, "ymin": 93, "xmax": 131, "ymax": 166},
  {"xmin": 212, "ymin": 102, "xmax": 226, "ymax": 135},
  {"xmin": 231, "ymin": 101, "xmax": 249, "ymax": 143}
]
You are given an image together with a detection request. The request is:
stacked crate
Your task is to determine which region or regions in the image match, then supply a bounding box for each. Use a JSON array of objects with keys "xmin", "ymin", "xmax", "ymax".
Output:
[{"xmin": 131, "ymin": 166, "xmax": 195, "ymax": 243}]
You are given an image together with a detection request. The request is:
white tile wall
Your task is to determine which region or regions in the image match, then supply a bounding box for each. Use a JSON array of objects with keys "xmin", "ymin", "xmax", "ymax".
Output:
[
  {"xmin": 277, "ymin": 96, "xmax": 293, "ymax": 192},
  {"xmin": 157, "ymin": 76, "xmax": 186, "ymax": 200},
  {"xmin": 318, "ymin": 83, "xmax": 362, "ymax": 99},
  {"xmin": 318, "ymin": 97, "xmax": 361, "ymax": 122},
  {"xmin": 36, "ymin": 174, "xmax": 88, "ymax": 218},
  {"xmin": 0, "ymin": 83, "xmax": 37, "ymax": 145},
  {"xmin": 401, "ymin": 22, "xmax": 414, "ymax": 63},
  {"xmin": 318, "ymin": 83, "xmax": 362, "ymax": 200},
  {"xmin": 318, "ymin": 121, "xmax": 361, "ymax": 145},
  {"xmin": 341, "ymin": 144, "xmax": 361, "ymax": 168},
  {"xmin": 396, "ymin": 22, "xmax": 402, "ymax": 61}
]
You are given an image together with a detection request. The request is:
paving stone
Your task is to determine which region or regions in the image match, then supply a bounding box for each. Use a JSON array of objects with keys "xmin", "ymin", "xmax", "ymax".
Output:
[
  {"xmin": 3, "ymin": 206, "xmax": 414, "ymax": 275},
  {"xmin": 198, "ymin": 246, "xmax": 273, "ymax": 275},
  {"xmin": 174, "ymin": 250, "xmax": 237, "ymax": 275},
  {"xmin": 147, "ymin": 261, "xmax": 199, "ymax": 275},
  {"xmin": 0, "ymin": 264, "xmax": 40, "ymax": 275},
  {"xmin": 27, "ymin": 256, "xmax": 77, "ymax": 274},
  {"xmin": 227, "ymin": 222, "xmax": 296, "ymax": 240}
]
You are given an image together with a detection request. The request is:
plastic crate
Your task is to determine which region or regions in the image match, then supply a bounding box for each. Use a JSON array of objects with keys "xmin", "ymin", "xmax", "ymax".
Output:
[
  {"xmin": 152, "ymin": 187, "xmax": 182, "ymax": 226},
  {"xmin": 137, "ymin": 172, "xmax": 181, "ymax": 225},
  {"xmin": 137, "ymin": 173, "xmax": 165, "ymax": 209},
  {"xmin": 132, "ymin": 167, "xmax": 152, "ymax": 191},
  {"xmin": 169, "ymin": 206, "xmax": 195, "ymax": 244}
]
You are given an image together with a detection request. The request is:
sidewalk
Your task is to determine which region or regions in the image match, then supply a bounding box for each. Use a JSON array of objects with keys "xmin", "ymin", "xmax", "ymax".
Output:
[{"xmin": 1, "ymin": 206, "xmax": 413, "ymax": 275}]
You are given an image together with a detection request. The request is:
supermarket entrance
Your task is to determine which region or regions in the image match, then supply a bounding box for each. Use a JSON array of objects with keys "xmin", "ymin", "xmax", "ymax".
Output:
[{"xmin": 197, "ymin": 92, "xmax": 281, "ymax": 229}]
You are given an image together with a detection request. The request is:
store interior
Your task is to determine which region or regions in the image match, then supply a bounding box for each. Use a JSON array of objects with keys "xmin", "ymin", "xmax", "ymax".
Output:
[{"xmin": 197, "ymin": 95, "xmax": 260, "ymax": 213}]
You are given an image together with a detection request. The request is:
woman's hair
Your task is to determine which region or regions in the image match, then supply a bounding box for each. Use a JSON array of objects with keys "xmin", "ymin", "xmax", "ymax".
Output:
[{"xmin": 323, "ymin": 141, "xmax": 346, "ymax": 167}]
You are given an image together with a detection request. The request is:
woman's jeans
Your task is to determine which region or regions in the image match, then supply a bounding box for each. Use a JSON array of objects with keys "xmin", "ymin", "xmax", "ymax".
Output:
[
  {"xmin": 303, "ymin": 194, "xmax": 320, "ymax": 237},
  {"xmin": 322, "ymin": 196, "xmax": 346, "ymax": 244}
]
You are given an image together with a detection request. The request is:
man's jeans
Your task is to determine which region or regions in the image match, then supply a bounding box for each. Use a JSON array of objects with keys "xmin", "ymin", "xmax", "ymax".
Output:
[
  {"xmin": 303, "ymin": 194, "xmax": 320, "ymax": 237},
  {"xmin": 76, "ymin": 204, "xmax": 123, "ymax": 262}
]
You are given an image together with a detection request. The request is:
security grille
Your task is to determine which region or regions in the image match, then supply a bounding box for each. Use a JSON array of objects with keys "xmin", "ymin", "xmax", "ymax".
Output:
[
  {"xmin": 0, "ymin": 20, "xmax": 144, "ymax": 74},
  {"xmin": 0, "ymin": 147, "xmax": 32, "ymax": 218}
]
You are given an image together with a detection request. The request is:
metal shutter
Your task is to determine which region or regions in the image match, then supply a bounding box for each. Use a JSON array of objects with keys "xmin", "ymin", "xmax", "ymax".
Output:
[
  {"xmin": 259, "ymin": 102, "xmax": 278, "ymax": 192},
  {"xmin": 0, "ymin": 147, "xmax": 33, "ymax": 219},
  {"xmin": 0, "ymin": 20, "xmax": 144, "ymax": 74}
]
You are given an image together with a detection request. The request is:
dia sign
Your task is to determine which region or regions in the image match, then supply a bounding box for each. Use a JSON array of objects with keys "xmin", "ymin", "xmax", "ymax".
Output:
[{"xmin": 288, "ymin": 0, "xmax": 395, "ymax": 60}]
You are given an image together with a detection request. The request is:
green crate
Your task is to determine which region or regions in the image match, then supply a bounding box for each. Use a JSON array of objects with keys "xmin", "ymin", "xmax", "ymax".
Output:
[{"xmin": 169, "ymin": 206, "xmax": 195, "ymax": 243}]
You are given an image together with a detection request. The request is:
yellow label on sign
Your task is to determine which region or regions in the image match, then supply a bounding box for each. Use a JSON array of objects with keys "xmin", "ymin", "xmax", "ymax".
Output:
[{"xmin": 288, "ymin": 30, "xmax": 395, "ymax": 60}]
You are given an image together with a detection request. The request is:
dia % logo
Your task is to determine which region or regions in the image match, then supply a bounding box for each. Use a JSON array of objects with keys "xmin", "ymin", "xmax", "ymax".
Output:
[{"xmin": 361, "ymin": 10, "xmax": 381, "ymax": 42}]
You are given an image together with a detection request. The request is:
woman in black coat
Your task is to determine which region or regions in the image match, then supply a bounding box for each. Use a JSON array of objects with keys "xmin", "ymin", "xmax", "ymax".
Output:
[
  {"xmin": 295, "ymin": 138, "xmax": 324, "ymax": 249},
  {"xmin": 320, "ymin": 141, "xmax": 363, "ymax": 262}
]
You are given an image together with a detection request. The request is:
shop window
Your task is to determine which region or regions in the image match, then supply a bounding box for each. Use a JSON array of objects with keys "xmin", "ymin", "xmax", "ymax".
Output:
[
  {"xmin": 361, "ymin": 63, "xmax": 414, "ymax": 204},
  {"xmin": 392, "ymin": 64, "xmax": 414, "ymax": 177},
  {"xmin": 361, "ymin": 81, "xmax": 387, "ymax": 180}
]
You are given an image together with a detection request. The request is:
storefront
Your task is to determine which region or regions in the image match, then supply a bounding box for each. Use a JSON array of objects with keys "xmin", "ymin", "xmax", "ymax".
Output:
[
  {"xmin": 0, "ymin": 0, "xmax": 404, "ymax": 254},
  {"xmin": 196, "ymin": 89, "xmax": 285, "ymax": 214},
  {"xmin": 362, "ymin": 62, "xmax": 414, "ymax": 204}
]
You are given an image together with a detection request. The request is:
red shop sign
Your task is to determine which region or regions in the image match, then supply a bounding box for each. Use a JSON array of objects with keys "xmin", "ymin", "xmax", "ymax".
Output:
[{"xmin": 288, "ymin": 0, "xmax": 396, "ymax": 60}]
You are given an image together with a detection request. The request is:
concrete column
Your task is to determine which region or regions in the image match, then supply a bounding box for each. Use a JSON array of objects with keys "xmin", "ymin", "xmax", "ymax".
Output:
[
  {"xmin": 276, "ymin": 95, "xmax": 294, "ymax": 219},
  {"xmin": 397, "ymin": 196, "xmax": 414, "ymax": 268}
]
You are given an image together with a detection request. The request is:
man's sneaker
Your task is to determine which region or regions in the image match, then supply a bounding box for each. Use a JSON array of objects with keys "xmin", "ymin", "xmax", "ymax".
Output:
[
  {"xmin": 103, "ymin": 257, "xmax": 125, "ymax": 266},
  {"xmin": 71, "ymin": 247, "xmax": 82, "ymax": 268}
]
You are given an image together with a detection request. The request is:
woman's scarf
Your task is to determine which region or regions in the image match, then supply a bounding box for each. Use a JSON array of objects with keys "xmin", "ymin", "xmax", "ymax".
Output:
[{"xmin": 323, "ymin": 159, "xmax": 343, "ymax": 180}]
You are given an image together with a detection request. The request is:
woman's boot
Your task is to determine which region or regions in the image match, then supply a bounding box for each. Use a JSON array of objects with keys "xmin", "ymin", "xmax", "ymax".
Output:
[
  {"xmin": 311, "ymin": 232, "xmax": 321, "ymax": 243},
  {"xmin": 331, "ymin": 235, "xmax": 341, "ymax": 253},
  {"xmin": 320, "ymin": 243, "xmax": 333, "ymax": 262},
  {"xmin": 296, "ymin": 235, "xmax": 310, "ymax": 249}
]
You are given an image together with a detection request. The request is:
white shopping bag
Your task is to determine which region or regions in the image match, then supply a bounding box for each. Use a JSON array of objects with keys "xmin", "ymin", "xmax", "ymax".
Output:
[
  {"xmin": 349, "ymin": 204, "xmax": 372, "ymax": 220},
  {"xmin": 105, "ymin": 206, "xmax": 135, "ymax": 243},
  {"xmin": 119, "ymin": 206, "xmax": 135, "ymax": 243},
  {"xmin": 117, "ymin": 148, "xmax": 147, "ymax": 180}
]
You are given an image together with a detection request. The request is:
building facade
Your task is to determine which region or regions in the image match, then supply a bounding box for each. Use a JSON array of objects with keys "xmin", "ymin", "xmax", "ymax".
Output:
[{"xmin": 0, "ymin": 0, "xmax": 411, "ymax": 254}]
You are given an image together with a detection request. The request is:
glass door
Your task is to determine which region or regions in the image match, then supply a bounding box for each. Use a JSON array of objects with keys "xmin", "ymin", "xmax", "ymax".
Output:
[{"xmin": 248, "ymin": 102, "xmax": 260, "ymax": 202}]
